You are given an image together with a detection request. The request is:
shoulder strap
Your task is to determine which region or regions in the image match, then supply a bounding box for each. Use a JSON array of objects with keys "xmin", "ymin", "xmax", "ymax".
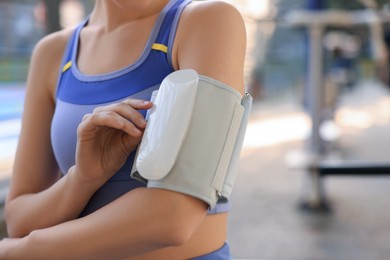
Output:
[
  {"xmin": 59, "ymin": 18, "xmax": 88, "ymax": 73},
  {"xmin": 151, "ymin": 0, "xmax": 191, "ymax": 66},
  {"xmin": 55, "ymin": 20, "xmax": 87, "ymax": 97}
]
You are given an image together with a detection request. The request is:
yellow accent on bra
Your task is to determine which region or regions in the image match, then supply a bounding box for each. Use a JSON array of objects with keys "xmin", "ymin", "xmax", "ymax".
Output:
[
  {"xmin": 61, "ymin": 44, "xmax": 166, "ymax": 73},
  {"xmin": 62, "ymin": 61, "xmax": 72, "ymax": 72},
  {"xmin": 151, "ymin": 43, "xmax": 168, "ymax": 53}
]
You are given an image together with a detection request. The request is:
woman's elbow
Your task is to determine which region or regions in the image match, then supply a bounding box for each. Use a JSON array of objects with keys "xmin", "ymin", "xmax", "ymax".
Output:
[
  {"xmin": 161, "ymin": 218, "xmax": 200, "ymax": 246},
  {"xmin": 151, "ymin": 193, "xmax": 208, "ymax": 247},
  {"xmin": 4, "ymin": 201, "xmax": 29, "ymax": 238},
  {"xmin": 5, "ymin": 211, "xmax": 23, "ymax": 238}
]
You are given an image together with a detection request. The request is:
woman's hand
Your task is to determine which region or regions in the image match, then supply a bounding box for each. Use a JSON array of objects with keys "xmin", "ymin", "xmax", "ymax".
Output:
[{"xmin": 74, "ymin": 98, "xmax": 153, "ymax": 186}]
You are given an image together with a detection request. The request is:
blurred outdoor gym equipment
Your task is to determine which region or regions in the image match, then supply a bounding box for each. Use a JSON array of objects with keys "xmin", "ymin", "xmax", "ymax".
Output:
[{"xmin": 285, "ymin": 1, "xmax": 390, "ymax": 212}]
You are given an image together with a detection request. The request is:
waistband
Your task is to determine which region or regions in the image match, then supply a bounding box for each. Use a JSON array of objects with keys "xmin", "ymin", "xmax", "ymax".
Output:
[{"xmin": 191, "ymin": 242, "xmax": 232, "ymax": 260}]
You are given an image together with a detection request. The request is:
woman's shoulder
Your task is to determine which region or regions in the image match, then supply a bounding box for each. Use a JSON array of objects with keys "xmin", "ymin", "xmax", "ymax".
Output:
[
  {"xmin": 32, "ymin": 27, "xmax": 75, "ymax": 66},
  {"xmin": 173, "ymin": 1, "xmax": 246, "ymax": 92},
  {"xmin": 28, "ymin": 27, "xmax": 76, "ymax": 97},
  {"xmin": 187, "ymin": 0, "xmax": 243, "ymax": 18},
  {"xmin": 174, "ymin": 0, "xmax": 246, "ymax": 62},
  {"xmin": 176, "ymin": 0, "xmax": 246, "ymax": 59},
  {"xmin": 182, "ymin": 0, "xmax": 245, "ymax": 32}
]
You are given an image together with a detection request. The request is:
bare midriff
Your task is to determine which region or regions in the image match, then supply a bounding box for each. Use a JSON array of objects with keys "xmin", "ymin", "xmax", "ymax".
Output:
[{"xmin": 130, "ymin": 213, "xmax": 228, "ymax": 260}]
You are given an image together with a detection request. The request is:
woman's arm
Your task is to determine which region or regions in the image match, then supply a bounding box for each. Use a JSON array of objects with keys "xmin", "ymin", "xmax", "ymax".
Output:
[
  {"xmin": 4, "ymin": 188, "xmax": 207, "ymax": 260},
  {"xmin": 172, "ymin": 0, "xmax": 246, "ymax": 95},
  {"xmin": 5, "ymin": 30, "xmax": 154, "ymax": 238},
  {"xmin": 2, "ymin": 1, "xmax": 246, "ymax": 258},
  {"xmin": 4, "ymin": 30, "xmax": 124, "ymax": 238}
]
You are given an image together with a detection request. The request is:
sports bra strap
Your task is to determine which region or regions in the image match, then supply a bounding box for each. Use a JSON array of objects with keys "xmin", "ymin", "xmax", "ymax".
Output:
[{"xmin": 153, "ymin": 0, "xmax": 191, "ymax": 68}]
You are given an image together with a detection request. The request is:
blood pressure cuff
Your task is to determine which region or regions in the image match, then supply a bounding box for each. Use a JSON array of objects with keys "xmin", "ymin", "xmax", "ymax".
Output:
[{"xmin": 131, "ymin": 69, "xmax": 252, "ymax": 209}]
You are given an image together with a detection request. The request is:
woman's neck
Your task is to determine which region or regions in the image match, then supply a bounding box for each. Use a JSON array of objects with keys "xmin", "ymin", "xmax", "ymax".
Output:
[{"xmin": 89, "ymin": 0, "xmax": 170, "ymax": 32}]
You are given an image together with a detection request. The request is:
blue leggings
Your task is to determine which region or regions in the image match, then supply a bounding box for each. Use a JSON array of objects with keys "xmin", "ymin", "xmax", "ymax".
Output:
[{"xmin": 191, "ymin": 243, "xmax": 232, "ymax": 260}]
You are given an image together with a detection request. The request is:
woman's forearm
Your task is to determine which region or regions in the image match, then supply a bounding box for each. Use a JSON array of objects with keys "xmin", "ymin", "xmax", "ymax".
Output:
[
  {"xmin": 5, "ymin": 166, "xmax": 101, "ymax": 238},
  {"xmin": 9, "ymin": 188, "xmax": 207, "ymax": 260}
]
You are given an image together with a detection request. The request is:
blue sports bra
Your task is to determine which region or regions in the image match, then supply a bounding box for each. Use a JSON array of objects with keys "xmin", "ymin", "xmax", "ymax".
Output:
[{"xmin": 51, "ymin": 0, "xmax": 231, "ymax": 216}]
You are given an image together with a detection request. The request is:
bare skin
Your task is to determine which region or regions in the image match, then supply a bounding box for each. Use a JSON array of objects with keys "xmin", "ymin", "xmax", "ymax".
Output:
[{"xmin": 2, "ymin": 0, "xmax": 246, "ymax": 259}]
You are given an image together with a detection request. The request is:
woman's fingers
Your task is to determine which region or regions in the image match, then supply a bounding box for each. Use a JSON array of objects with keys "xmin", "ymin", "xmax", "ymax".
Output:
[
  {"xmin": 79, "ymin": 111, "xmax": 141, "ymax": 138},
  {"xmin": 79, "ymin": 99, "xmax": 153, "ymax": 137},
  {"xmin": 122, "ymin": 98, "xmax": 153, "ymax": 110}
]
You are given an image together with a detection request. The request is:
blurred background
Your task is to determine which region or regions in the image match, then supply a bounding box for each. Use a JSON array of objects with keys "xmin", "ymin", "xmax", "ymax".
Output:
[{"xmin": 0, "ymin": 0, "xmax": 390, "ymax": 259}]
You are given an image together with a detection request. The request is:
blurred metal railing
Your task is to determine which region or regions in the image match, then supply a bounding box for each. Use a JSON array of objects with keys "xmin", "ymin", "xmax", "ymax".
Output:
[{"xmin": 318, "ymin": 162, "xmax": 390, "ymax": 176}]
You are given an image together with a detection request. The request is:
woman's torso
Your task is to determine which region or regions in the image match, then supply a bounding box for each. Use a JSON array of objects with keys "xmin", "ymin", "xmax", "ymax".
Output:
[{"xmin": 50, "ymin": 0, "xmax": 230, "ymax": 258}]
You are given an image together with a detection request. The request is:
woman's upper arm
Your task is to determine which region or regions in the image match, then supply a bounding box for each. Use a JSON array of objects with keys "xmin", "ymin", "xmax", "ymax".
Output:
[
  {"xmin": 173, "ymin": 0, "xmax": 246, "ymax": 95},
  {"xmin": 7, "ymin": 30, "xmax": 71, "ymax": 201}
]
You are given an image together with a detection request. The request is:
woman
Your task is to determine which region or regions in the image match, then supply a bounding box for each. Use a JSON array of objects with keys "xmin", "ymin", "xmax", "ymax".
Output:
[{"xmin": 1, "ymin": 0, "xmax": 246, "ymax": 259}]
